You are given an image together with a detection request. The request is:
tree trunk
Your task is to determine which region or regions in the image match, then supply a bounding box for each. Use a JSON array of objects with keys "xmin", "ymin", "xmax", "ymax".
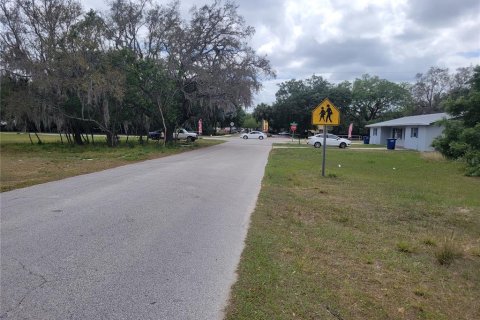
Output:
[
  {"xmin": 73, "ymin": 132, "xmax": 83, "ymax": 145},
  {"xmin": 157, "ymin": 99, "xmax": 168, "ymax": 147},
  {"xmin": 106, "ymin": 132, "xmax": 118, "ymax": 147},
  {"xmin": 65, "ymin": 131, "xmax": 72, "ymax": 144},
  {"xmin": 34, "ymin": 132, "xmax": 43, "ymax": 145}
]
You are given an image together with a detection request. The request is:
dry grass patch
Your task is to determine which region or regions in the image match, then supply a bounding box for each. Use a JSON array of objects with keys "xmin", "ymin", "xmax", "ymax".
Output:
[{"xmin": 420, "ymin": 151, "xmax": 445, "ymax": 161}]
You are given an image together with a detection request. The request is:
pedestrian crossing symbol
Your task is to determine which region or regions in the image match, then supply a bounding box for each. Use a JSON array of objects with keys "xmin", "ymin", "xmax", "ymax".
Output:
[{"xmin": 312, "ymin": 98, "xmax": 340, "ymax": 126}]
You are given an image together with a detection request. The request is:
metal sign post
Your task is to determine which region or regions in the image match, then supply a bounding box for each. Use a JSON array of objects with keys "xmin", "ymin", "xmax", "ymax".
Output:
[
  {"xmin": 322, "ymin": 125, "xmax": 327, "ymax": 176},
  {"xmin": 311, "ymin": 98, "xmax": 341, "ymax": 177}
]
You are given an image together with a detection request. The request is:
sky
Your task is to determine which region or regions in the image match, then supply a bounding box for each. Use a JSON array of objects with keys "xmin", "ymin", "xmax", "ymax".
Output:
[{"xmin": 82, "ymin": 0, "xmax": 480, "ymax": 105}]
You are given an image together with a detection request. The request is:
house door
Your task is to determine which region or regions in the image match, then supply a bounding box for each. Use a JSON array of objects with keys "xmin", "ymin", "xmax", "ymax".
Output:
[
  {"xmin": 392, "ymin": 128, "xmax": 403, "ymax": 139},
  {"xmin": 392, "ymin": 128, "xmax": 404, "ymax": 147}
]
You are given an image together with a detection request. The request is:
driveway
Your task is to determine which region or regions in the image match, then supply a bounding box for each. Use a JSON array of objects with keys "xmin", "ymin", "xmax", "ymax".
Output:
[{"xmin": 1, "ymin": 138, "xmax": 272, "ymax": 319}]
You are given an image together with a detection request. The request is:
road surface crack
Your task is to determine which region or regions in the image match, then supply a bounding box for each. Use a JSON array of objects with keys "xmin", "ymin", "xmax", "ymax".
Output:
[{"xmin": 1, "ymin": 258, "xmax": 50, "ymax": 319}]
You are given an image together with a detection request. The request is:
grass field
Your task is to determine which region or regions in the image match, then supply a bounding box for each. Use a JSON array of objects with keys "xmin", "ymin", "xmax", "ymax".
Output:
[
  {"xmin": 0, "ymin": 132, "xmax": 223, "ymax": 192},
  {"xmin": 226, "ymin": 148, "xmax": 480, "ymax": 320}
]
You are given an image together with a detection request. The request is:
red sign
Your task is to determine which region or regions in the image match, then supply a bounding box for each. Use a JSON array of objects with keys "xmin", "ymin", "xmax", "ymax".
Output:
[
  {"xmin": 198, "ymin": 119, "xmax": 203, "ymax": 135},
  {"xmin": 290, "ymin": 125, "xmax": 297, "ymax": 132}
]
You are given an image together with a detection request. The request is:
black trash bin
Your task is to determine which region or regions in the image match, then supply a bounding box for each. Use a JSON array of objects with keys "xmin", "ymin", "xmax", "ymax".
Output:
[
  {"xmin": 386, "ymin": 138, "xmax": 397, "ymax": 150},
  {"xmin": 363, "ymin": 136, "xmax": 370, "ymax": 144}
]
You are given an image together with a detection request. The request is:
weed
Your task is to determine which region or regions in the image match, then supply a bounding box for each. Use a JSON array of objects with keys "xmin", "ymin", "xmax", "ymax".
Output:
[
  {"xmin": 435, "ymin": 235, "xmax": 462, "ymax": 266},
  {"xmin": 397, "ymin": 241, "xmax": 415, "ymax": 253},
  {"xmin": 421, "ymin": 151, "xmax": 445, "ymax": 162},
  {"xmin": 422, "ymin": 238, "xmax": 437, "ymax": 246},
  {"xmin": 413, "ymin": 288, "xmax": 427, "ymax": 297},
  {"xmin": 334, "ymin": 216, "xmax": 349, "ymax": 224},
  {"xmin": 469, "ymin": 247, "xmax": 480, "ymax": 257}
]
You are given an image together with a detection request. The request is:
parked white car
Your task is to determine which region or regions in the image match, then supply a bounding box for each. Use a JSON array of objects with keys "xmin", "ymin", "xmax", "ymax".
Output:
[
  {"xmin": 240, "ymin": 131, "xmax": 266, "ymax": 140},
  {"xmin": 148, "ymin": 128, "xmax": 197, "ymax": 141},
  {"xmin": 307, "ymin": 134, "xmax": 351, "ymax": 148},
  {"xmin": 173, "ymin": 128, "xmax": 197, "ymax": 142}
]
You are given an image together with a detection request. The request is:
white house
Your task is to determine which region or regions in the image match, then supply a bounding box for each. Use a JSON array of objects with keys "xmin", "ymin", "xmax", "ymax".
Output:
[{"xmin": 366, "ymin": 113, "xmax": 450, "ymax": 151}]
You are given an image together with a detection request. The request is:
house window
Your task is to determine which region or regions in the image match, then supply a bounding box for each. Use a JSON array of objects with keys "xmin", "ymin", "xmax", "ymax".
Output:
[
  {"xmin": 392, "ymin": 128, "xmax": 403, "ymax": 139},
  {"xmin": 373, "ymin": 128, "xmax": 378, "ymax": 136},
  {"xmin": 411, "ymin": 127, "xmax": 418, "ymax": 138}
]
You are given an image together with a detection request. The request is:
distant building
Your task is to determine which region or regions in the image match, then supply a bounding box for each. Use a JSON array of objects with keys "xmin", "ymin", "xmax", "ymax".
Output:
[{"xmin": 366, "ymin": 113, "xmax": 449, "ymax": 151}]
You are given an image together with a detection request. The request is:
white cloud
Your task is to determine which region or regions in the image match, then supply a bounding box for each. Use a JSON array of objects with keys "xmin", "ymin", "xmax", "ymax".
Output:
[
  {"xmin": 245, "ymin": 0, "xmax": 480, "ymax": 103},
  {"xmin": 78, "ymin": 0, "xmax": 480, "ymax": 105}
]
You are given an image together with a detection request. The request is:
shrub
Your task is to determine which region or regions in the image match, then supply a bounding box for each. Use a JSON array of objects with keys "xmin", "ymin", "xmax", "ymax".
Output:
[
  {"xmin": 435, "ymin": 238, "xmax": 462, "ymax": 266},
  {"xmin": 464, "ymin": 149, "xmax": 480, "ymax": 176},
  {"xmin": 434, "ymin": 66, "xmax": 480, "ymax": 176}
]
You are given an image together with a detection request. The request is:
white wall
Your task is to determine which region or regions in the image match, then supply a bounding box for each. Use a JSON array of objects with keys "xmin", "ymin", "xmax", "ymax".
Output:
[
  {"xmin": 422, "ymin": 125, "xmax": 444, "ymax": 151},
  {"xmin": 404, "ymin": 126, "xmax": 419, "ymax": 150},
  {"xmin": 381, "ymin": 128, "xmax": 390, "ymax": 144},
  {"xmin": 369, "ymin": 127, "xmax": 390, "ymax": 145},
  {"xmin": 369, "ymin": 128, "xmax": 380, "ymax": 144}
]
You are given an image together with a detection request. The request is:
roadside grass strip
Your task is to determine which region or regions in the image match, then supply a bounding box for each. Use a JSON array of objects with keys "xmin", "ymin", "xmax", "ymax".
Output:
[
  {"xmin": 0, "ymin": 133, "xmax": 223, "ymax": 192},
  {"xmin": 226, "ymin": 148, "xmax": 480, "ymax": 320}
]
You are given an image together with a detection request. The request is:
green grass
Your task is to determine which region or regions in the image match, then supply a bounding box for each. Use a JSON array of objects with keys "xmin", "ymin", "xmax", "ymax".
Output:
[
  {"xmin": 0, "ymin": 132, "xmax": 64, "ymax": 144},
  {"xmin": 0, "ymin": 132, "xmax": 223, "ymax": 192},
  {"xmin": 272, "ymin": 141, "xmax": 386, "ymax": 149},
  {"xmin": 226, "ymin": 148, "xmax": 480, "ymax": 320}
]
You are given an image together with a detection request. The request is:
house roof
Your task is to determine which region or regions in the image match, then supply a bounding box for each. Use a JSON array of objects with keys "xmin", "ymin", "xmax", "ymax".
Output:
[{"xmin": 366, "ymin": 113, "xmax": 449, "ymax": 128}]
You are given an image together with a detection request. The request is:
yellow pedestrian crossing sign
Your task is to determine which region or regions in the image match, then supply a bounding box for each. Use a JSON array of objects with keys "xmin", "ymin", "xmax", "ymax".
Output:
[{"xmin": 312, "ymin": 98, "xmax": 340, "ymax": 126}]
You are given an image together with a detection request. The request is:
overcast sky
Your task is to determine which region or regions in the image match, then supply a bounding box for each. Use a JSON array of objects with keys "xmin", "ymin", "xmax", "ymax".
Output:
[{"xmin": 82, "ymin": 0, "xmax": 480, "ymax": 105}]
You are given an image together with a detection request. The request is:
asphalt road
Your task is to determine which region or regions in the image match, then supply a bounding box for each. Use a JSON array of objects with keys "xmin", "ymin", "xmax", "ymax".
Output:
[{"xmin": 0, "ymin": 137, "xmax": 272, "ymax": 320}]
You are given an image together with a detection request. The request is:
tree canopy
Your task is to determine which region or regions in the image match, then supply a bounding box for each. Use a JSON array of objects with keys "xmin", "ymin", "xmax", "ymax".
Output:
[
  {"xmin": 0, "ymin": 0, "xmax": 274, "ymax": 145},
  {"xmin": 256, "ymin": 74, "xmax": 410, "ymax": 136},
  {"xmin": 252, "ymin": 67, "xmax": 476, "ymax": 137},
  {"xmin": 433, "ymin": 66, "xmax": 480, "ymax": 176}
]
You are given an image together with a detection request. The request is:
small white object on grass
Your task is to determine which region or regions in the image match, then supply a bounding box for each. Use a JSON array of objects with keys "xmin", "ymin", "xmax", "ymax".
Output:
[
  {"xmin": 338, "ymin": 164, "xmax": 342, "ymax": 168},
  {"xmin": 393, "ymin": 167, "xmax": 396, "ymax": 170}
]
